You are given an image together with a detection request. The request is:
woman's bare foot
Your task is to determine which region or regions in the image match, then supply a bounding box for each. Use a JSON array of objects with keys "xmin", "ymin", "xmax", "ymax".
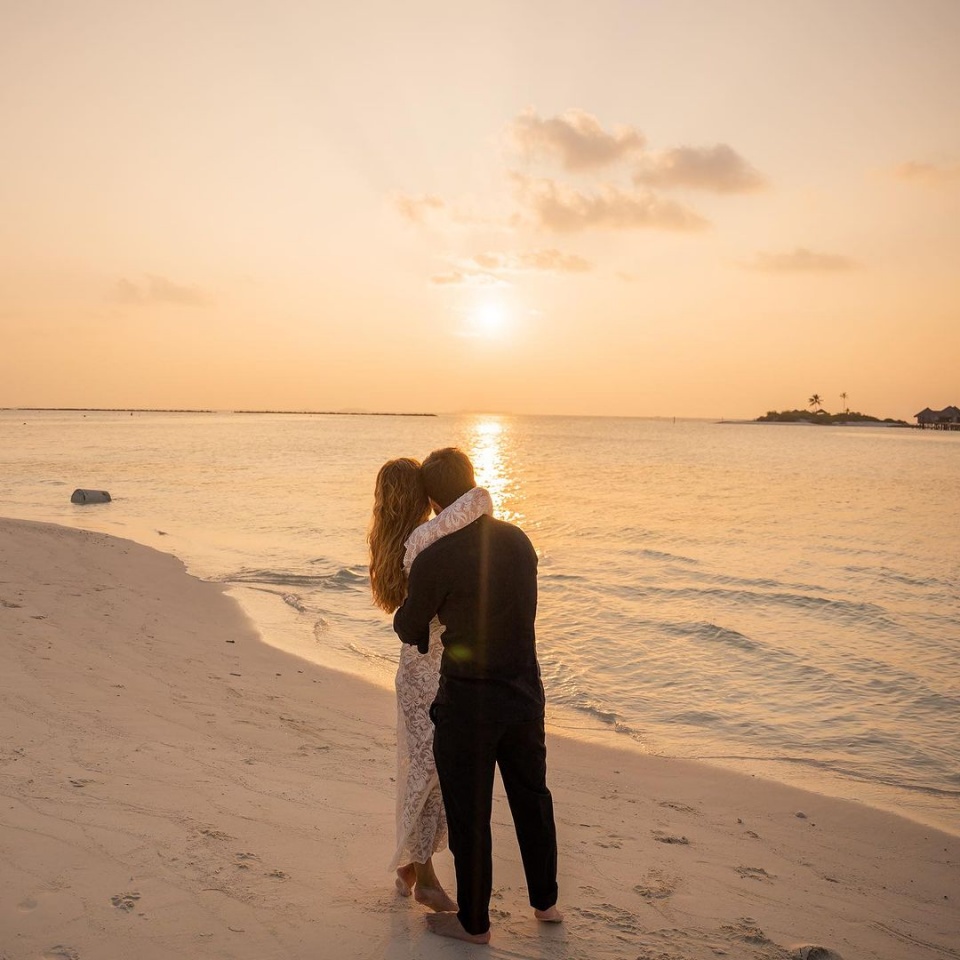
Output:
[
  {"xmin": 534, "ymin": 905, "xmax": 564, "ymax": 923},
  {"xmin": 404, "ymin": 857, "xmax": 457, "ymax": 912},
  {"xmin": 426, "ymin": 912, "xmax": 491, "ymax": 943},
  {"xmin": 413, "ymin": 883, "xmax": 458, "ymax": 913},
  {"xmin": 395, "ymin": 864, "xmax": 416, "ymax": 897}
]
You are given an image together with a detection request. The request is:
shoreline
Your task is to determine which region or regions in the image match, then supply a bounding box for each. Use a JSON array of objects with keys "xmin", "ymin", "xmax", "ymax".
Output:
[
  {"xmin": 226, "ymin": 579, "xmax": 960, "ymax": 840},
  {"xmin": 2, "ymin": 517, "xmax": 958, "ymax": 959}
]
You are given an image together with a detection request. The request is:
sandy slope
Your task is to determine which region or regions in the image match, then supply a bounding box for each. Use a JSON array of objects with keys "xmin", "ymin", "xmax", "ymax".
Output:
[{"xmin": 1, "ymin": 517, "xmax": 957, "ymax": 960}]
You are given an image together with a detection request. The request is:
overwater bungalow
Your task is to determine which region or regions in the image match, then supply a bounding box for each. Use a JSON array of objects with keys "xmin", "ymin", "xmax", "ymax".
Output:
[{"xmin": 914, "ymin": 405, "xmax": 960, "ymax": 430}]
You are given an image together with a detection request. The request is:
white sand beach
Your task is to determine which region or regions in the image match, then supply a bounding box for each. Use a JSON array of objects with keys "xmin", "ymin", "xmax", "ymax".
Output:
[{"xmin": 1, "ymin": 517, "xmax": 957, "ymax": 960}]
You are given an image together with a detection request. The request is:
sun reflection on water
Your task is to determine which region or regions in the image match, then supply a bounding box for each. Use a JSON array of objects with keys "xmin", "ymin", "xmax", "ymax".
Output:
[{"xmin": 466, "ymin": 417, "xmax": 523, "ymax": 525}]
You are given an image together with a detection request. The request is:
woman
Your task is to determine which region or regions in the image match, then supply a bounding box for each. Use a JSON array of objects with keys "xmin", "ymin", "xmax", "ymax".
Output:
[{"xmin": 368, "ymin": 457, "xmax": 492, "ymax": 912}]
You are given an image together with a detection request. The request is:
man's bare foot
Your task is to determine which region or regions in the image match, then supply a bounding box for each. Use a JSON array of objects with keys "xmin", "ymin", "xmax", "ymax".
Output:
[
  {"xmin": 414, "ymin": 884, "xmax": 458, "ymax": 913},
  {"xmin": 426, "ymin": 913, "xmax": 491, "ymax": 944},
  {"xmin": 534, "ymin": 905, "xmax": 563, "ymax": 923},
  {"xmin": 395, "ymin": 864, "xmax": 415, "ymax": 897}
]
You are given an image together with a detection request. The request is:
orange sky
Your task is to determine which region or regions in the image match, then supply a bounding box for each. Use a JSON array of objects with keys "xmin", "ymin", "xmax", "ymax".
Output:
[{"xmin": 2, "ymin": 0, "xmax": 958, "ymax": 420}]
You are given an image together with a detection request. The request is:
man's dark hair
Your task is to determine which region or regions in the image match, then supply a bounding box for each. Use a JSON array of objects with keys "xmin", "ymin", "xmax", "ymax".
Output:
[{"xmin": 420, "ymin": 447, "xmax": 475, "ymax": 509}]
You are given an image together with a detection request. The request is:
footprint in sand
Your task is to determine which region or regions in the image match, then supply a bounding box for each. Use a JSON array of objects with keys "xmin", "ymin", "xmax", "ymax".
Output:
[
  {"xmin": 735, "ymin": 865, "xmax": 775, "ymax": 882},
  {"xmin": 235, "ymin": 852, "xmax": 260, "ymax": 869},
  {"xmin": 198, "ymin": 827, "xmax": 233, "ymax": 841},
  {"xmin": 43, "ymin": 946, "xmax": 80, "ymax": 959},
  {"xmin": 721, "ymin": 917, "xmax": 771, "ymax": 945},
  {"xmin": 573, "ymin": 902, "xmax": 643, "ymax": 935},
  {"xmin": 652, "ymin": 831, "xmax": 690, "ymax": 845},
  {"xmin": 110, "ymin": 892, "xmax": 141, "ymax": 911},
  {"xmin": 793, "ymin": 946, "xmax": 844, "ymax": 959},
  {"xmin": 596, "ymin": 835, "xmax": 623, "ymax": 849},
  {"xmin": 17, "ymin": 895, "xmax": 38, "ymax": 911},
  {"xmin": 634, "ymin": 869, "xmax": 679, "ymax": 901},
  {"xmin": 658, "ymin": 800, "xmax": 699, "ymax": 815},
  {"xmin": 635, "ymin": 950, "xmax": 688, "ymax": 960}
]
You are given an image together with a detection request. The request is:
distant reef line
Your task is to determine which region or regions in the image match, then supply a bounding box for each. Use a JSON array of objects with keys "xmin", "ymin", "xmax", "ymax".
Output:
[{"xmin": 4, "ymin": 407, "xmax": 437, "ymax": 417}]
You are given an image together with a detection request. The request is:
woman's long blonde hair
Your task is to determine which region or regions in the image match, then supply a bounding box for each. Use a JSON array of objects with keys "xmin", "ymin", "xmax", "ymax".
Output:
[{"xmin": 368, "ymin": 457, "xmax": 430, "ymax": 613}]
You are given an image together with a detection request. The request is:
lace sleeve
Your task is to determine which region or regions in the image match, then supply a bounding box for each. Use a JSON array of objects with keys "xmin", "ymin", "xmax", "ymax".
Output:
[{"xmin": 403, "ymin": 487, "xmax": 494, "ymax": 571}]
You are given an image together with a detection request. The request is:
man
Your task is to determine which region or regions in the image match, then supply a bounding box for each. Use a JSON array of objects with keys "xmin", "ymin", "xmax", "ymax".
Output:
[{"xmin": 393, "ymin": 447, "xmax": 561, "ymax": 944}]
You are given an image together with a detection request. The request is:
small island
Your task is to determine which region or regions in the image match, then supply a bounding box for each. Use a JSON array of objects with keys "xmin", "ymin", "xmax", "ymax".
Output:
[
  {"xmin": 756, "ymin": 409, "xmax": 909, "ymax": 426},
  {"xmin": 756, "ymin": 394, "xmax": 908, "ymax": 426}
]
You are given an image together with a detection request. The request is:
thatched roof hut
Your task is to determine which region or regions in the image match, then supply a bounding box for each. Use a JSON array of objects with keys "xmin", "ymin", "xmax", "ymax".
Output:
[{"xmin": 914, "ymin": 405, "xmax": 960, "ymax": 429}]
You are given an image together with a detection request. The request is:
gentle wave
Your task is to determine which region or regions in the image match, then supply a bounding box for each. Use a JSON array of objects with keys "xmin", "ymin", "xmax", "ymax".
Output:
[
  {"xmin": 677, "ymin": 620, "xmax": 759, "ymax": 651},
  {"xmin": 842, "ymin": 563, "xmax": 952, "ymax": 591},
  {"xmin": 627, "ymin": 547, "xmax": 700, "ymax": 566},
  {"xmin": 569, "ymin": 700, "xmax": 648, "ymax": 744},
  {"xmin": 226, "ymin": 565, "xmax": 368, "ymax": 591},
  {"xmin": 345, "ymin": 641, "xmax": 399, "ymax": 668},
  {"xmin": 622, "ymin": 582, "xmax": 902, "ymax": 631},
  {"xmin": 683, "ymin": 568, "xmax": 822, "ymax": 593}
]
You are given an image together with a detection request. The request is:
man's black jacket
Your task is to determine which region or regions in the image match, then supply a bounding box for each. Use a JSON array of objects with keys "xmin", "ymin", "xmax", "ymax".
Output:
[{"xmin": 393, "ymin": 513, "xmax": 545, "ymax": 723}]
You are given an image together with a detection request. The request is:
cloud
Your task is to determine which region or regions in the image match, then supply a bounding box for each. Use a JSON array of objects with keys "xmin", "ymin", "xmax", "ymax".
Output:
[
  {"xmin": 393, "ymin": 193, "xmax": 446, "ymax": 223},
  {"xmin": 113, "ymin": 279, "xmax": 144, "ymax": 304},
  {"xmin": 112, "ymin": 274, "xmax": 211, "ymax": 306},
  {"xmin": 512, "ymin": 173, "xmax": 708, "ymax": 233},
  {"xmin": 429, "ymin": 248, "xmax": 591, "ymax": 286},
  {"xmin": 509, "ymin": 108, "xmax": 646, "ymax": 171},
  {"xmin": 891, "ymin": 160, "xmax": 960, "ymax": 185},
  {"xmin": 468, "ymin": 249, "xmax": 593, "ymax": 274},
  {"xmin": 743, "ymin": 247, "xmax": 859, "ymax": 273},
  {"xmin": 430, "ymin": 271, "xmax": 467, "ymax": 285},
  {"xmin": 634, "ymin": 143, "xmax": 767, "ymax": 193},
  {"xmin": 429, "ymin": 270, "xmax": 505, "ymax": 287}
]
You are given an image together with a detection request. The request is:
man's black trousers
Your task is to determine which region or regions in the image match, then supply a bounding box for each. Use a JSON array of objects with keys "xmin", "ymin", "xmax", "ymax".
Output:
[{"xmin": 431, "ymin": 710, "xmax": 558, "ymax": 935}]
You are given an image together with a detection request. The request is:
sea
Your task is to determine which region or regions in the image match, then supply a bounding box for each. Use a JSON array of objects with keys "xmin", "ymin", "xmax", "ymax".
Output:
[{"xmin": 2, "ymin": 409, "xmax": 958, "ymax": 835}]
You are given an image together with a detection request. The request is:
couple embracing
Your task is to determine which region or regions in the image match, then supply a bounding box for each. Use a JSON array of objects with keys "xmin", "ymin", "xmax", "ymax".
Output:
[{"xmin": 368, "ymin": 447, "xmax": 562, "ymax": 943}]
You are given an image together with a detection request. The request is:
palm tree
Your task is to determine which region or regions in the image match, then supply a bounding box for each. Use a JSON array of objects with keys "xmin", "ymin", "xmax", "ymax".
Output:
[
  {"xmin": 840, "ymin": 391, "xmax": 848, "ymax": 414},
  {"xmin": 808, "ymin": 393, "xmax": 823, "ymax": 412}
]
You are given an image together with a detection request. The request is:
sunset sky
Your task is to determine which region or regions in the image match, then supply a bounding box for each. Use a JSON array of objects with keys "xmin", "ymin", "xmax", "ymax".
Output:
[{"xmin": 2, "ymin": 0, "xmax": 958, "ymax": 419}]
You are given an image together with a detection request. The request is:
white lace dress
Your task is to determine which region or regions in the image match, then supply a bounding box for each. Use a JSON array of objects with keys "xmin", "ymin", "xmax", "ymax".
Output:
[{"xmin": 388, "ymin": 487, "xmax": 494, "ymax": 870}]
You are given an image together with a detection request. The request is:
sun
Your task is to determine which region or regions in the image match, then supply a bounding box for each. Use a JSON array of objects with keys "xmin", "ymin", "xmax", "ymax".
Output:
[{"xmin": 468, "ymin": 301, "xmax": 510, "ymax": 339}]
